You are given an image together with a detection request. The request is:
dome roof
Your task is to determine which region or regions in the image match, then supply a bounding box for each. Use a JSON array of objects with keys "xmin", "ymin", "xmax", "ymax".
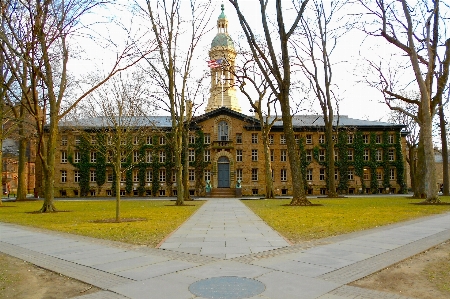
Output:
[{"xmin": 211, "ymin": 33, "xmax": 234, "ymax": 49}]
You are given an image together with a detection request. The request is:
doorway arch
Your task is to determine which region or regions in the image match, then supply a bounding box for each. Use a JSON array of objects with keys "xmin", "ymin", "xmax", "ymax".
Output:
[{"xmin": 217, "ymin": 156, "xmax": 230, "ymax": 188}]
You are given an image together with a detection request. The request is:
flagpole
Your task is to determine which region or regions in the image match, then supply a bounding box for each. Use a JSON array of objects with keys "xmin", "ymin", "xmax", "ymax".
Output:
[{"xmin": 221, "ymin": 66, "xmax": 224, "ymax": 107}]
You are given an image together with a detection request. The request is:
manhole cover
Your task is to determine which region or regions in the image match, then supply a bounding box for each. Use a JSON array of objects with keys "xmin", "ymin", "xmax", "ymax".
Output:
[{"xmin": 189, "ymin": 276, "xmax": 265, "ymax": 299}]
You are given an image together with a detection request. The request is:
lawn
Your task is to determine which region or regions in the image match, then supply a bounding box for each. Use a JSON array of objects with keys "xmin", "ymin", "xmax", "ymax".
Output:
[
  {"xmin": 0, "ymin": 200, "xmax": 203, "ymax": 247},
  {"xmin": 243, "ymin": 196, "xmax": 450, "ymax": 243}
]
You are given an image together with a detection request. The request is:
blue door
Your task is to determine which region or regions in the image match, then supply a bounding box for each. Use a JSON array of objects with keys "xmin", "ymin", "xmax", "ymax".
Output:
[{"xmin": 218, "ymin": 157, "xmax": 230, "ymax": 188}]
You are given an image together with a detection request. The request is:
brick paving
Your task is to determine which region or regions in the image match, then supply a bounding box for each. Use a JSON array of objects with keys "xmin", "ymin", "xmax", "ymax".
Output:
[{"xmin": 1, "ymin": 198, "xmax": 449, "ymax": 299}]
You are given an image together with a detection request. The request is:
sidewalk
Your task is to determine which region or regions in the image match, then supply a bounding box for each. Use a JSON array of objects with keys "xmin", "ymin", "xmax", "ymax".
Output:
[{"xmin": 0, "ymin": 198, "xmax": 449, "ymax": 299}]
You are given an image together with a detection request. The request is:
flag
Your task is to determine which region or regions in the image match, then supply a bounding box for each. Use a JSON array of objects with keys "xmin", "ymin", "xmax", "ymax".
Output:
[{"xmin": 207, "ymin": 58, "xmax": 223, "ymax": 68}]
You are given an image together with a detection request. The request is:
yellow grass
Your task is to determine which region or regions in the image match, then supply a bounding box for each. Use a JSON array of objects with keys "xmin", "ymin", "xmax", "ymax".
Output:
[{"xmin": 0, "ymin": 200, "xmax": 203, "ymax": 247}]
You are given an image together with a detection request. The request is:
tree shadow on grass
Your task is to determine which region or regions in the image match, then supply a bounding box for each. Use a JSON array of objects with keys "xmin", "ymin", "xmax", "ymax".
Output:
[
  {"xmin": 281, "ymin": 203, "xmax": 323, "ymax": 207},
  {"xmin": 91, "ymin": 218, "xmax": 147, "ymax": 223},
  {"xmin": 410, "ymin": 202, "xmax": 450, "ymax": 205}
]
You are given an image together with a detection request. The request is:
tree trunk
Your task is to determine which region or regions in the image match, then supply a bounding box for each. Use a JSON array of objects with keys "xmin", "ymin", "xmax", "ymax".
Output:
[
  {"xmin": 16, "ymin": 105, "xmax": 27, "ymax": 200},
  {"xmin": 325, "ymin": 120, "xmax": 337, "ymax": 197},
  {"xmin": 415, "ymin": 119, "xmax": 439, "ymax": 202},
  {"xmin": 408, "ymin": 145, "xmax": 416, "ymax": 193},
  {"xmin": 262, "ymin": 132, "xmax": 274, "ymax": 199},
  {"xmin": 183, "ymin": 127, "xmax": 192, "ymax": 202},
  {"xmin": 39, "ymin": 112, "xmax": 58, "ymax": 212},
  {"xmin": 438, "ymin": 101, "xmax": 449, "ymax": 195},
  {"xmin": 115, "ymin": 166, "xmax": 121, "ymax": 222},
  {"xmin": 175, "ymin": 127, "xmax": 185, "ymax": 205},
  {"xmin": 280, "ymin": 94, "xmax": 310, "ymax": 206}
]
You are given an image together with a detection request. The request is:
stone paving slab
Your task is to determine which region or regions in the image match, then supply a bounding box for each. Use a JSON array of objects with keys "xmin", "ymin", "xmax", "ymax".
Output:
[{"xmin": 159, "ymin": 199, "xmax": 290, "ymax": 259}]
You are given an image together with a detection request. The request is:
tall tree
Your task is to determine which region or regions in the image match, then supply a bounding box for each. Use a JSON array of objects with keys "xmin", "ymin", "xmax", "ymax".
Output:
[
  {"xmin": 0, "ymin": 0, "xmax": 148, "ymax": 211},
  {"xmin": 359, "ymin": 0, "xmax": 450, "ymax": 202},
  {"xmin": 294, "ymin": 0, "xmax": 349, "ymax": 197},
  {"xmin": 229, "ymin": 0, "xmax": 311, "ymax": 205},
  {"xmin": 138, "ymin": 0, "xmax": 212, "ymax": 205}
]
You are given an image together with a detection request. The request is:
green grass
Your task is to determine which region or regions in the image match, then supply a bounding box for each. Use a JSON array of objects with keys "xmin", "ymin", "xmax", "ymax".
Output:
[
  {"xmin": 0, "ymin": 200, "xmax": 203, "ymax": 247},
  {"xmin": 243, "ymin": 196, "xmax": 450, "ymax": 243}
]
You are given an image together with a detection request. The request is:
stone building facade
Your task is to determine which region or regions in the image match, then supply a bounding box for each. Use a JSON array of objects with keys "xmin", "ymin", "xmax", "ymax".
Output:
[{"xmin": 47, "ymin": 5, "xmax": 408, "ymax": 198}]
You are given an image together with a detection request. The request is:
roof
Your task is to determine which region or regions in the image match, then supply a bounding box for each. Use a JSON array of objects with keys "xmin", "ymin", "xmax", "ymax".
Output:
[
  {"xmin": 58, "ymin": 111, "xmax": 405, "ymax": 132},
  {"xmin": 211, "ymin": 33, "xmax": 235, "ymax": 49}
]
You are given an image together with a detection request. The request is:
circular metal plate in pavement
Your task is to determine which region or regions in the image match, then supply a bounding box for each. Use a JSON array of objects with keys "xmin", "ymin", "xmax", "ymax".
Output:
[{"xmin": 189, "ymin": 276, "xmax": 266, "ymax": 299}]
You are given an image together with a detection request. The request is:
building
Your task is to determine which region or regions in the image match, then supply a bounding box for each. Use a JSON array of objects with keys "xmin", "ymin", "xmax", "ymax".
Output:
[{"xmin": 47, "ymin": 5, "xmax": 408, "ymax": 198}]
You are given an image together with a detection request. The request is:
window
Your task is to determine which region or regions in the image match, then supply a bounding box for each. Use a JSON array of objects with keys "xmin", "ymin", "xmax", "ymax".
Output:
[
  {"xmin": 295, "ymin": 134, "xmax": 300, "ymax": 145},
  {"xmin": 390, "ymin": 168, "xmax": 396, "ymax": 180},
  {"xmin": 348, "ymin": 169, "xmax": 354, "ymax": 180},
  {"xmin": 159, "ymin": 169, "xmax": 166, "ymax": 182},
  {"xmin": 271, "ymin": 169, "xmax": 274, "ymax": 180},
  {"xmin": 188, "ymin": 149, "xmax": 195, "ymax": 162},
  {"xmin": 134, "ymin": 136, "xmax": 139, "ymax": 145},
  {"xmin": 281, "ymin": 149, "xmax": 287, "ymax": 162},
  {"xmin": 189, "ymin": 134, "xmax": 195, "ymax": 144},
  {"xmin": 388, "ymin": 134, "xmax": 395, "ymax": 144},
  {"xmin": 146, "ymin": 169, "xmax": 153, "ymax": 182},
  {"xmin": 236, "ymin": 149, "xmax": 243, "ymax": 162},
  {"xmin": 107, "ymin": 136, "xmax": 113, "ymax": 145},
  {"xmin": 363, "ymin": 134, "xmax": 369, "ymax": 144},
  {"xmin": 218, "ymin": 121, "xmax": 229, "ymax": 141},
  {"xmin": 90, "ymin": 151, "xmax": 96, "ymax": 163},
  {"xmin": 306, "ymin": 134, "xmax": 312, "ymax": 144},
  {"xmin": 204, "ymin": 134, "xmax": 211, "ymax": 144},
  {"xmin": 376, "ymin": 168, "xmax": 383, "ymax": 180},
  {"xmin": 61, "ymin": 135, "xmax": 68, "ymax": 146},
  {"xmin": 335, "ymin": 169, "xmax": 339, "ymax": 180},
  {"xmin": 204, "ymin": 149, "xmax": 211, "ymax": 162},
  {"xmin": 348, "ymin": 149, "xmax": 354, "ymax": 161},
  {"xmin": 320, "ymin": 168, "xmax": 325, "ymax": 181},
  {"xmin": 74, "ymin": 151, "xmax": 80, "ymax": 163},
  {"xmin": 61, "ymin": 151, "xmax": 68, "ymax": 163},
  {"xmin": 159, "ymin": 136, "xmax": 166, "ymax": 145},
  {"xmin": 75, "ymin": 136, "xmax": 80, "ymax": 145},
  {"xmin": 306, "ymin": 169, "xmax": 313, "ymax": 181},
  {"xmin": 319, "ymin": 149, "xmax": 325, "ymax": 162},
  {"xmin": 268, "ymin": 134, "xmax": 274, "ymax": 144},
  {"xmin": 146, "ymin": 135, "xmax": 153, "ymax": 145},
  {"xmin": 251, "ymin": 168, "xmax": 258, "ymax": 181},
  {"xmin": 280, "ymin": 135, "xmax": 286, "ymax": 144},
  {"xmin": 376, "ymin": 149, "xmax": 383, "ymax": 161},
  {"xmin": 121, "ymin": 172, "xmax": 126, "ymax": 182},
  {"xmin": 306, "ymin": 149, "xmax": 312, "ymax": 162},
  {"xmin": 281, "ymin": 169, "xmax": 287, "ymax": 181},
  {"xmin": 236, "ymin": 169, "xmax": 243, "ymax": 181},
  {"xmin": 319, "ymin": 134, "xmax": 325, "ymax": 144},
  {"xmin": 364, "ymin": 168, "xmax": 370, "ymax": 180},
  {"xmin": 90, "ymin": 170, "xmax": 96, "ymax": 182},
  {"xmin": 334, "ymin": 150, "xmax": 339, "ymax": 162},
  {"xmin": 121, "ymin": 151, "xmax": 127, "ymax": 162},
  {"xmin": 107, "ymin": 170, "xmax": 113, "ymax": 182},
  {"xmin": 91, "ymin": 137, "xmax": 96, "ymax": 145},
  {"xmin": 251, "ymin": 149, "xmax": 258, "ymax": 161},
  {"xmin": 270, "ymin": 149, "xmax": 274, "ymax": 162},
  {"xmin": 363, "ymin": 149, "xmax": 370, "ymax": 161},
  {"xmin": 74, "ymin": 170, "xmax": 80, "ymax": 183},
  {"xmin": 251, "ymin": 133, "xmax": 258, "ymax": 144},
  {"xmin": 133, "ymin": 151, "xmax": 139, "ymax": 163},
  {"xmin": 236, "ymin": 133, "xmax": 242, "ymax": 144},
  {"xmin": 189, "ymin": 169, "xmax": 195, "ymax": 181},
  {"xmin": 388, "ymin": 149, "xmax": 395, "ymax": 161},
  {"xmin": 146, "ymin": 150, "xmax": 153, "ymax": 163},
  {"xmin": 159, "ymin": 151, "xmax": 166, "ymax": 163},
  {"xmin": 61, "ymin": 170, "xmax": 67, "ymax": 183},
  {"xmin": 348, "ymin": 134, "xmax": 354, "ymax": 144},
  {"xmin": 204, "ymin": 169, "xmax": 211, "ymax": 181},
  {"xmin": 376, "ymin": 135, "xmax": 382, "ymax": 144},
  {"xmin": 133, "ymin": 170, "xmax": 139, "ymax": 182}
]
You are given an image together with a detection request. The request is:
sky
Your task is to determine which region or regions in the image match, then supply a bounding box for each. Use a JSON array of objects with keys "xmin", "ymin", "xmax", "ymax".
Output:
[{"xmin": 71, "ymin": 0, "xmax": 408, "ymax": 123}]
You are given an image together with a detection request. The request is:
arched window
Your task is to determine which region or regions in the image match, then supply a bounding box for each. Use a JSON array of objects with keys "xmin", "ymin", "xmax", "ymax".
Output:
[{"xmin": 218, "ymin": 121, "xmax": 229, "ymax": 141}]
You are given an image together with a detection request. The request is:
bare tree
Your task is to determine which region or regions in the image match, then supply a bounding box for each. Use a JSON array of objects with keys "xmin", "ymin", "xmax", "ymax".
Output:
[
  {"xmin": 234, "ymin": 57, "xmax": 278, "ymax": 198},
  {"xmin": 359, "ymin": 0, "xmax": 450, "ymax": 202},
  {"xmin": 388, "ymin": 99, "xmax": 419, "ymax": 193},
  {"xmin": 229, "ymin": 0, "xmax": 311, "ymax": 205},
  {"xmin": 72, "ymin": 72, "xmax": 153, "ymax": 222},
  {"xmin": 293, "ymin": 0, "xmax": 349, "ymax": 197},
  {"xmin": 137, "ymin": 0, "xmax": 212, "ymax": 205},
  {"xmin": 0, "ymin": 0, "xmax": 149, "ymax": 211}
]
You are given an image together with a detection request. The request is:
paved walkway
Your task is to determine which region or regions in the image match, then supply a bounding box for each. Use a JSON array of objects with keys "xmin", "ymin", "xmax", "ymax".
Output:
[{"xmin": 0, "ymin": 198, "xmax": 449, "ymax": 299}]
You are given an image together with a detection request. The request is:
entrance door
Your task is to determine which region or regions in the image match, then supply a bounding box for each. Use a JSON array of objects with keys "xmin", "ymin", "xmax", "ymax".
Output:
[{"xmin": 217, "ymin": 157, "xmax": 230, "ymax": 188}]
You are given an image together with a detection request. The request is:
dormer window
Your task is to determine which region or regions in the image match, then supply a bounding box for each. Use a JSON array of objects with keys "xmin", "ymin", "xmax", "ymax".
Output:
[{"xmin": 218, "ymin": 121, "xmax": 229, "ymax": 141}]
